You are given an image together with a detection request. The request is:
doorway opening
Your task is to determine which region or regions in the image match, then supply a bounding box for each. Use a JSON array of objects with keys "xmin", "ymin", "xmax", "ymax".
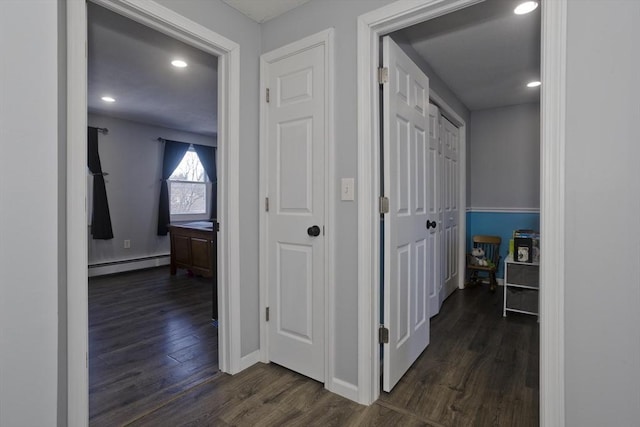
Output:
[
  {"xmin": 67, "ymin": 0, "xmax": 242, "ymax": 422},
  {"xmin": 86, "ymin": 3, "xmax": 220, "ymax": 423},
  {"xmin": 378, "ymin": 0, "xmax": 540, "ymax": 393},
  {"xmin": 357, "ymin": 1, "xmax": 566, "ymax": 424}
]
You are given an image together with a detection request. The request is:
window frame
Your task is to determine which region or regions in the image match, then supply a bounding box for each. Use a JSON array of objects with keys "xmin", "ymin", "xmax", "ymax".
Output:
[{"xmin": 168, "ymin": 148, "xmax": 212, "ymax": 222}]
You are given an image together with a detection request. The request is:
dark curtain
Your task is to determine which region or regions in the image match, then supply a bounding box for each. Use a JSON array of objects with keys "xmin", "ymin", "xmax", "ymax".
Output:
[
  {"xmin": 157, "ymin": 139, "xmax": 190, "ymax": 235},
  {"xmin": 192, "ymin": 144, "xmax": 217, "ymax": 219},
  {"xmin": 87, "ymin": 127, "xmax": 114, "ymax": 239}
]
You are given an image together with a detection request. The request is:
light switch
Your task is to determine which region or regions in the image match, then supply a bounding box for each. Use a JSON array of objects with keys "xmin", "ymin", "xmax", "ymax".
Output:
[{"xmin": 341, "ymin": 178, "xmax": 355, "ymax": 201}]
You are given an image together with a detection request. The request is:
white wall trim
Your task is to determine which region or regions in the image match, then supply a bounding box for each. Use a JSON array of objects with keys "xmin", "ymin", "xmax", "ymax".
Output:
[
  {"xmin": 258, "ymin": 28, "xmax": 336, "ymax": 395},
  {"xmin": 88, "ymin": 255, "xmax": 170, "ymax": 277},
  {"xmin": 67, "ymin": 3, "xmax": 89, "ymax": 424},
  {"xmin": 329, "ymin": 378, "xmax": 359, "ymax": 403},
  {"xmin": 357, "ymin": 2, "xmax": 566, "ymax": 421},
  {"xmin": 467, "ymin": 207, "xmax": 541, "ymax": 214},
  {"xmin": 238, "ymin": 349, "xmax": 261, "ymax": 371},
  {"xmin": 67, "ymin": 0, "xmax": 242, "ymax": 423},
  {"xmin": 540, "ymin": 0, "xmax": 566, "ymax": 425}
]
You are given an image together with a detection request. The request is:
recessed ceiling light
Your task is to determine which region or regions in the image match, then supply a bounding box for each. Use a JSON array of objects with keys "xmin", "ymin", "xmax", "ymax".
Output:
[
  {"xmin": 514, "ymin": 1, "xmax": 538, "ymax": 15},
  {"xmin": 171, "ymin": 59, "xmax": 188, "ymax": 68},
  {"xmin": 527, "ymin": 81, "xmax": 542, "ymax": 88},
  {"xmin": 101, "ymin": 96, "xmax": 116, "ymax": 103}
]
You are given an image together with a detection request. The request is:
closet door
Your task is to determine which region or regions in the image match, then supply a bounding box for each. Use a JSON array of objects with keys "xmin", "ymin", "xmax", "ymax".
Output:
[
  {"xmin": 442, "ymin": 116, "xmax": 460, "ymax": 298},
  {"xmin": 428, "ymin": 104, "xmax": 443, "ymax": 317}
]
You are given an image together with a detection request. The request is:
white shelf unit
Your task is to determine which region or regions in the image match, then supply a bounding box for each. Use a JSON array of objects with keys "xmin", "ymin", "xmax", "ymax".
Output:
[{"xmin": 503, "ymin": 254, "xmax": 539, "ymax": 317}]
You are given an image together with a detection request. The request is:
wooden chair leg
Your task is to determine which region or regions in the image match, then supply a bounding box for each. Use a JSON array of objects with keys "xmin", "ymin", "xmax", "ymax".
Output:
[
  {"xmin": 467, "ymin": 270, "xmax": 479, "ymax": 287},
  {"xmin": 489, "ymin": 271, "xmax": 497, "ymax": 292}
]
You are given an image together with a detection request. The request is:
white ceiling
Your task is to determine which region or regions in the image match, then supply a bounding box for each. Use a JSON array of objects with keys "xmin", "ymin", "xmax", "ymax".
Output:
[
  {"xmin": 87, "ymin": 0, "xmax": 540, "ymax": 137},
  {"xmin": 88, "ymin": 3, "xmax": 218, "ymax": 136},
  {"xmin": 222, "ymin": 0, "xmax": 312, "ymax": 23},
  {"xmin": 394, "ymin": 0, "xmax": 541, "ymax": 110}
]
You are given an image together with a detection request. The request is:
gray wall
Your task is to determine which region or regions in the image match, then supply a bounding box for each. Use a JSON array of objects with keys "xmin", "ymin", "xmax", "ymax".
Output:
[
  {"xmin": 564, "ymin": 0, "xmax": 640, "ymax": 425},
  {"xmin": 0, "ymin": 2, "xmax": 59, "ymax": 425},
  {"xmin": 470, "ymin": 103, "xmax": 540, "ymax": 209},
  {"xmin": 87, "ymin": 113, "xmax": 215, "ymax": 267}
]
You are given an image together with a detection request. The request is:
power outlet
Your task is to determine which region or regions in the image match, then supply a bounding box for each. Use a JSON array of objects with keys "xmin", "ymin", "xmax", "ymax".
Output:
[{"xmin": 124, "ymin": 239, "xmax": 131, "ymax": 249}]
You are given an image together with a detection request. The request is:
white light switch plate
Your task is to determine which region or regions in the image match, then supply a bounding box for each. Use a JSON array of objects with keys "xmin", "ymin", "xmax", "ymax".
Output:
[{"xmin": 341, "ymin": 178, "xmax": 355, "ymax": 201}]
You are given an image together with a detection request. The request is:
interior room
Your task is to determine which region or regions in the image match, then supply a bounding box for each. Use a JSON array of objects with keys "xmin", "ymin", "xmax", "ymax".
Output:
[
  {"xmin": 392, "ymin": 0, "xmax": 541, "ymax": 281},
  {"xmin": 86, "ymin": 3, "xmax": 220, "ymax": 423}
]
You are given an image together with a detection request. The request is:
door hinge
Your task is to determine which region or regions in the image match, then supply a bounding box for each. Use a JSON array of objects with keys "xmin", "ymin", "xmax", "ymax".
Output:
[
  {"xmin": 379, "ymin": 326, "xmax": 389, "ymax": 344},
  {"xmin": 265, "ymin": 197, "xmax": 269, "ymax": 212},
  {"xmin": 379, "ymin": 196, "xmax": 389, "ymax": 214},
  {"xmin": 266, "ymin": 307, "xmax": 270, "ymax": 322},
  {"xmin": 378, "ymin": 67, "xmax": 389, "ymax": 84},
  {"xmin": 266, "ymin": 88, "xmax": 270, "ymax": 103}
]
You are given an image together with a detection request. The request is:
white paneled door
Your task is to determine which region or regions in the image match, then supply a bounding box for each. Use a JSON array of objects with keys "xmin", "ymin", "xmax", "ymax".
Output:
[
  {"xmin": 442, "ymin": 116, "xmax": 460, "ymax": 299},
  {"xmin": 382, "ymin": 36, "xmax": 431, "ymax": 392},
  {"xmin": 264, "ymin": 42, "xmax": 325, "ymax": 382},
  {"xmin": 428, "ymin": 104, "xmax": 443, "ymax": 317}
]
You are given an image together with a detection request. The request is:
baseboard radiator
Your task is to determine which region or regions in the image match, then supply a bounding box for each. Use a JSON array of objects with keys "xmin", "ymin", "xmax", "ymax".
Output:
[{"xmin": 88, "ymin": 254, "xmax": 170, "ymax": 277}]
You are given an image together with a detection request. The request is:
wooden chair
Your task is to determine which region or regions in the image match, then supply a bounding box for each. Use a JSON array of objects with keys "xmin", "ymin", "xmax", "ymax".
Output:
[{"xmin": 466, "ymin": 235, "xmax": 502, "ymax": 291}]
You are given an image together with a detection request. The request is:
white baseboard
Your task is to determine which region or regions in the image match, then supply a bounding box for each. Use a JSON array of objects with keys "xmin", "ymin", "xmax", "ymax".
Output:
[
  {"xmin": 239, "ymin": 349, "xmax": 261, "ymax": 371},
  {"xmin": 88, "ymin": 255, "xmax": 170, "ymax": 277},
  {"xmin": 327, "ymin": 377, "xmax": 359, "ymax": 403}
]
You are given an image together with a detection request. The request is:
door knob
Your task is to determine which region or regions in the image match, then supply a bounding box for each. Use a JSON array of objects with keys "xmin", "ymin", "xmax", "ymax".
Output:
[
  {"xmin": 307, "ymin": 225, "xmax": 321, "ymax": 237},
  {"xmin": 426, "ymin": 220, "xmax": 437, "ymax": 230}
]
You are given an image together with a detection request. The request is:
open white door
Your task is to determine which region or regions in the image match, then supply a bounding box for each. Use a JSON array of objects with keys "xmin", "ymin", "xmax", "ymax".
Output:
[
  {"xmin": 382, "ymin": 36, "xmax": 431, "ymax": 392},
  {"xmin": 428, "ymin": 104, "xmax": 443, "ymax": 317},
  {"xmin": 264, "ymin": 41, "xmax": 326, "ymax": 382}
]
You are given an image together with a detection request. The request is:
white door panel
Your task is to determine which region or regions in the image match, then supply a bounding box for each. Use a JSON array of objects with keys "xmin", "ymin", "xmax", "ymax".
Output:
[
  {"xmin": 383, "ymin": 36, "xmax": 430, "ymax": 392},
  {"xmin": 265, "ymin": 43, "xmax": 325, "ymax": 382},
  {"xmin": 442, "ymin": 116, "xmax": 459, "ymax": 298},
  {"xmin": 428, "ymin": 104, "xmax": 443, "ymax": 316}
]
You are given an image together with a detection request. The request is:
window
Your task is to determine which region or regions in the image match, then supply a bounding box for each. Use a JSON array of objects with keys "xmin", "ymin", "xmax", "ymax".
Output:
[{"xmin": 168, "ymin": 148, "xmax": 210, "ymax": 220}]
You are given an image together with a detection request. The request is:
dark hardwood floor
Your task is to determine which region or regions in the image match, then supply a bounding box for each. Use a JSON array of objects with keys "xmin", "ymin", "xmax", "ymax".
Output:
[
  {"xmin": 89, "ymin": 267, "xmax": 218, "ymax": 426},
  {"xmin": 90, "ymin": 269, "xmax": 538, "ymax": 426}
]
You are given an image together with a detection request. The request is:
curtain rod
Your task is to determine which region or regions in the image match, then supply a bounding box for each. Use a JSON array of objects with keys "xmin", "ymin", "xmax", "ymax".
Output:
[
  {"xmin": 157, "ymin": 137, "xmax": 192, "ymax": 144},
  {"xmin": 96, "ymin": 127, "xmax": 108, "ymax": 134},
  {"xmin": 157, "ymin": 137, "xmax": 216, "ymax": 148},
  {"xmin": 157, "ymin": 137, "xmax": 194, "ymax": 145}
]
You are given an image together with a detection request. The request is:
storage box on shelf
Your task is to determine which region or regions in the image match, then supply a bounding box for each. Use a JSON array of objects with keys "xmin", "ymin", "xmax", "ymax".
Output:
[{"xmin": 503, "ymin": 254, "xmax": 539, "ymax": 317}]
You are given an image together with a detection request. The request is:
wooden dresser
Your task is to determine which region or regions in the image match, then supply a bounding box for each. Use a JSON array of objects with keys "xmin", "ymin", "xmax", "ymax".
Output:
[{"xmin": 168, "ymin": 222, "xmax": 216, "ymax": 278}]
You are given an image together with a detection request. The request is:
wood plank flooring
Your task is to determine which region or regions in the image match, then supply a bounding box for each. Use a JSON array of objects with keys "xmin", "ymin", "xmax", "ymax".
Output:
[
  {"xmin": 89, "ymin": 267, "xmax": 218, "ymax": 426},
  {"xmin": 90, "ymin": 269, "xmax": 538, "ymax": 426}
]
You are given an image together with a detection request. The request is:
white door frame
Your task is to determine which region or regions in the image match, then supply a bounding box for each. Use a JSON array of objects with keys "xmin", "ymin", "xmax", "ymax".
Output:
[
  {"xmin": 67, "ymin": 0, "xmax": 242, "ymax": 423},
  {"xmin": 356, "ymin": 2, "xmax": 566, "ymax": 427},
  {"xmin": 258, "ymin": 28, "xmax": 341, "ymax": 397}
]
